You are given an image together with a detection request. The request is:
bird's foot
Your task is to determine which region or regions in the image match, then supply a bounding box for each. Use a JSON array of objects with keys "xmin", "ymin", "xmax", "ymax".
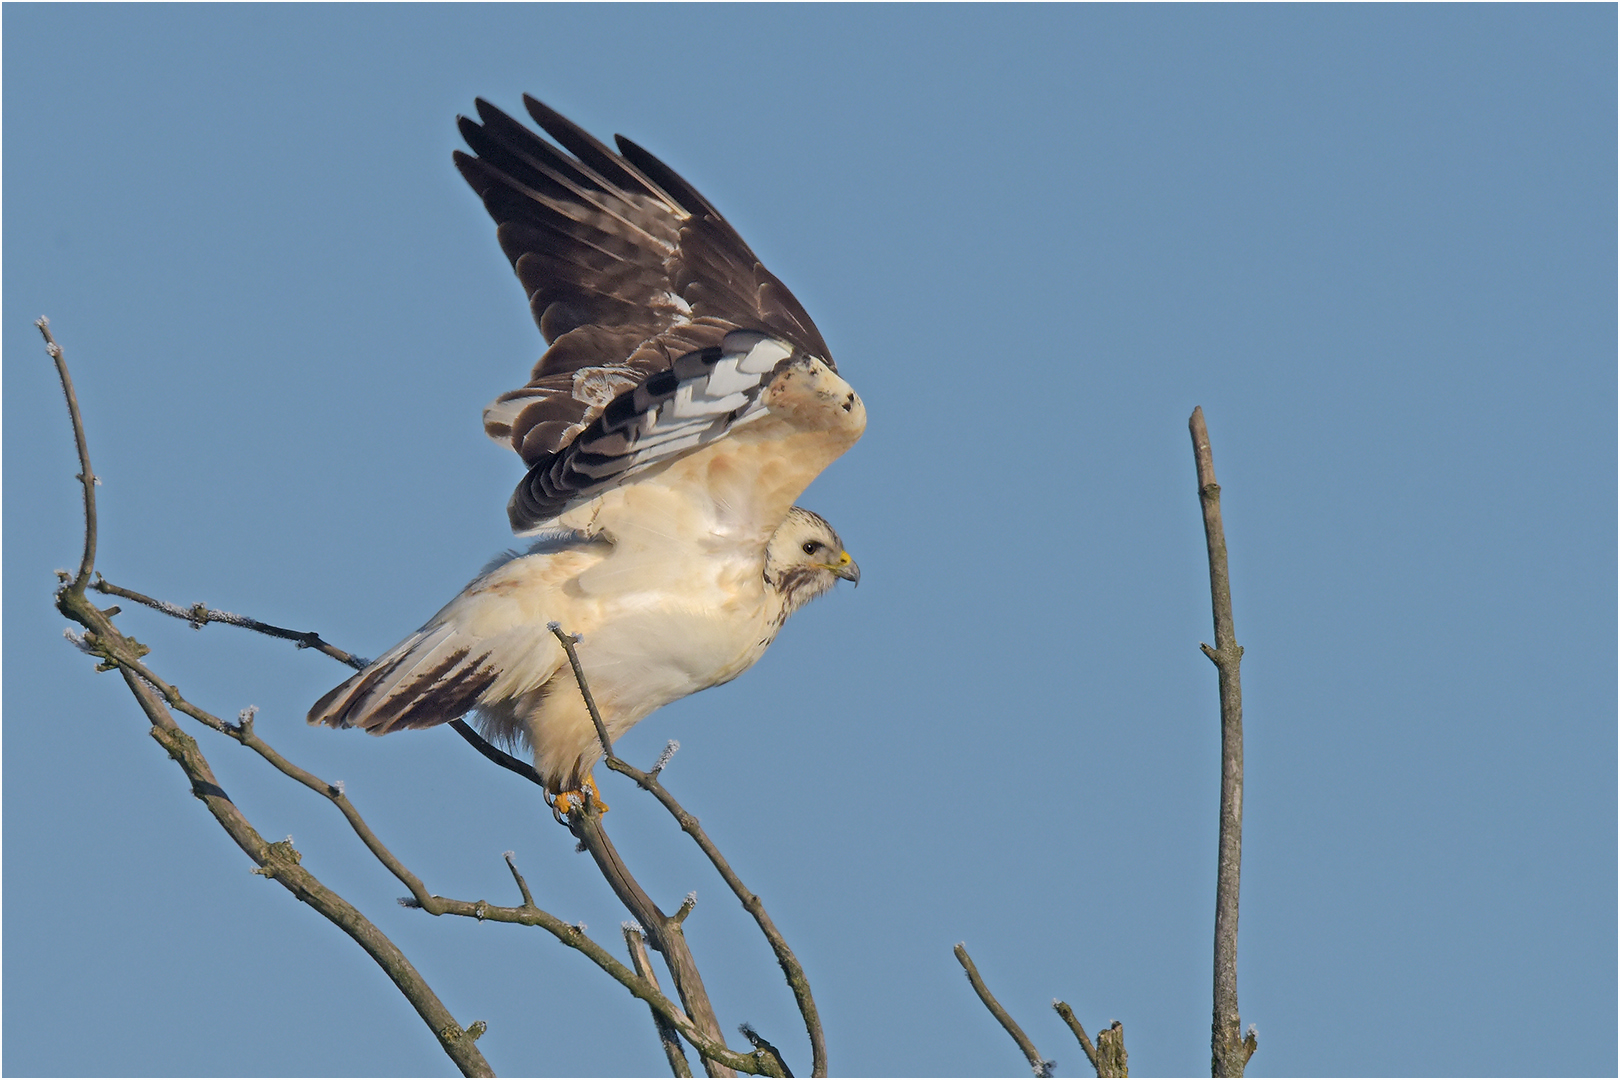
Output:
[{"xmin": 550, "ymin": 773, "xmax": 608, "ymax": 816}]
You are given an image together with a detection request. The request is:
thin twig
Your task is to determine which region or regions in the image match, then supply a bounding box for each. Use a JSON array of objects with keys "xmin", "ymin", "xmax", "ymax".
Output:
[
  {"xmin": 53, "ymin": 598, "xmax": 494, "ymax": 1071},
  {"xmin": 41, "ymin": 324, "xmax": 494, "ymax": 1075},
  {"xmin": 450, "ymin": 719, "xmax": 546, "ymax": 786},
  {"xmin": 37, "ymin": 317, "xmax": 97, "ymax": 594},
  {"xmin": 1189, "ymin": 406, "xmax": 1255, "ymax": 1077},
  {"xmin": 503, "ymin": 851, "xmax": 537, "ymax": 908},
  {"xmin": 549, "ymin": 622, "xmax": 616, "ymax": 755},
  {"xmin": 953, "ymin": 944, "xmax": 1054, "ymax": 1078},
  {"xmin": 555, "ymin": 623, "xmax": 828, "ymax": 1076},
  {"xmin": 627, "ymin": 924, "xmax": 694, "ymax": 1077},
  {"xmin": 90, "ymin": 577, "xmax": 366, "ymax": 668}
]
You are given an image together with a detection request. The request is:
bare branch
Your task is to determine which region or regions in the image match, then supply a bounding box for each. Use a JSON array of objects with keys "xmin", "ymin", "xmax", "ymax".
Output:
[
  {"xmin": 42, "ymin": 328, "xmax": 494, "ymax": 1075},
  {"xmin": 417, "ymin": 875, "xmax": 764, "ymax": 1072},
  {"xmin": 549, "ymin": 621, "xmax": 616, "ymax": 755},
  {"xmin": 37, "ymin": 317, "xmax": 97, "ymax": 594},
  {"xmin": 450, "ymin": 719, "xmax": 546, "ymax": 786},
  {"xmin": 70, "ymin": 596, "xmax": 765, "ymax": 1070},
  {"xmin": 1189, "ymin": 406, "xmax": 1255, "ymax": 1077},
  {"xmin": 568, "ymin": 805, "xmax": 738, "ymax": 1077},
  {"xmin": 89, "ymin": 577, "xmax": 366, "ymax": 668},
  {"xmin": 553, "ymin": 622, "xmax": 828, "ymax": 1076},
  {"xmin": 1052, "ymin": 1000, "xmax": 1099, "ymax": 1071},
  {"xmin": 739, "ymin": 1023, "xmax": 793, "ymax": 1078},
  {"xmin": 1053, "ymin": 1001, "xmax": 1128, "ymax": 1078},
  {"xmin": 1094, "ymin": 1021, "xmax": 1129, "ymax": 1078},
  {"xmin": 503, "ymin": 851, "xmax": 537, "ymax": 908},
  {"xmin": 627, "ymin": 924, "xmax": 694, "ymax": 1077},
  {"xmin": 68, "ymin": 615, "xmax": 494, "ymax": 1075},
  {"xmin": 952, "ymin": 944, "xmax": 1054, "ymax": 1078}
]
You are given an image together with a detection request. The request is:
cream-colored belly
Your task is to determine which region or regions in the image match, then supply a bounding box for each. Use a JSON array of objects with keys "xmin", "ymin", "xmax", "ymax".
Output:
[{"xmin": 515, "ymin": 557, "xmax": 777, "ymax": 791}]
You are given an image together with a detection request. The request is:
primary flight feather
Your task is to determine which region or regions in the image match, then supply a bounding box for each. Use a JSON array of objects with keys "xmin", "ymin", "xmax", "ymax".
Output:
[{"xmin": 308, "ymin": 97, "xmax": 865, "ymax": 798}]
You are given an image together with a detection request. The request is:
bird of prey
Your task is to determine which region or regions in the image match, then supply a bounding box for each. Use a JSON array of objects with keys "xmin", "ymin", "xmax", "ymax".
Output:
[{"xmin": 309, "ymin": 97, "xmax": 864, "ymax": 808}]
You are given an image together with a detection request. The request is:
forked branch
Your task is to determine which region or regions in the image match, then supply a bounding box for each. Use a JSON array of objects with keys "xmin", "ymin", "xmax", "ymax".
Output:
[
  {"xmin": 40, "ymin": 319, "xmax": 493, "ymax": 1078},
  {"xmin": 41, "ymin": 319, "xmax": 787, "ymax": 1078},
  {"xmin": 551, "ymin": 623, "xmax": 828, "ymax": 1077},
  {"xmin": 1053, "ymin": 1001, "xmax": 1127, "ymax": 1079}
]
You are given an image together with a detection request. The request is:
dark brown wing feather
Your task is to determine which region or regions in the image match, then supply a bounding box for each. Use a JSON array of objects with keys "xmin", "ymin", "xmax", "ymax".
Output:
[{"xmin": 456, "ymin": 96, "xmax": 834, "ymax": 530}]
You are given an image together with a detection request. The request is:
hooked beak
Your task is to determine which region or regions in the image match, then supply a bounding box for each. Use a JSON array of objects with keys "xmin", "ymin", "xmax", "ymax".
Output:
[{"xmin": 828, "ymin": 550, "xmax": 860, "ymax": 587}]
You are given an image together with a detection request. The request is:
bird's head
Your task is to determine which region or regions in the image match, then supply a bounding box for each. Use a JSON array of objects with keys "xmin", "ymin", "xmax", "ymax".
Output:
[{"xmin": 765, "ymin": 507, "xmax": 859, "ymax": 616}]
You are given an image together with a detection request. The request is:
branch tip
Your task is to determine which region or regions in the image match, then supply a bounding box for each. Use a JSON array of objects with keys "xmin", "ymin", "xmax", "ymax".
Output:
[
  {"xmin": 953, "ymin": 943, "xmax": 1050, "ymax": 1077},
  {"xmin": 652, "ymin": 739, "xmax": 681, "ymax": 773}
]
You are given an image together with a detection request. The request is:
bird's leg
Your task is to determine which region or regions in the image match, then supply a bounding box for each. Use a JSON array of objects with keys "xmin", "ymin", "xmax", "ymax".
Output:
[{"xmin": 549, "ymin": 772, "xmax": 608, "ymax": 817}]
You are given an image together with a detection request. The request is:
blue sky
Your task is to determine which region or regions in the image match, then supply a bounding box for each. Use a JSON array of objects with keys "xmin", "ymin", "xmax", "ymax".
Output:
[{"xmin": 5, "ymin": 5, "xmax": 1614, "ymax": 1077}]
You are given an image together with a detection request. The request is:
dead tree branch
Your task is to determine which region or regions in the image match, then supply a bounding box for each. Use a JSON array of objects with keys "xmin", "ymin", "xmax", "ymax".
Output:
[
  {"xmin": 739, "ymin": 1023, "xmax": 794, "ymax": 1078},
  {"xmin": 37, "ymin": 318, "xmax": 97, "ymax": 592},
  {"xmin": 40, "ymin": 318, "xmax": 494, "ymax": 1079},
  {"xmin": 1189, "ymin": 406, "xmax": 1256, "ymax": 1077},
  {"xmin": 552, "ymin": 623, "xmax": 828, "ymax": 1077},
  {"xmin": 1094, "ymin": 1022, "xmax": 1129, "ymax": 1078},
  {"xmin": 1053, "ymin": 1001, "xmax": 1128, "ymax": 1079},
  {"xmin": 627, "ymin": 923, "xmax": 695, "ymax": 1077},
  {"xmin": 41, "ymin": 319, "xmax": 791, "ymax": 1077},
  {"xmin": 953, "ymin": 943, "xmax": 1055, "ymax": 1078},
  {"xmin": 88, "ymin": 577, "xmax": 368, "ymax": 668},
  {"xmin": 568, "ymin": 804, "xmax": 745, "ymax": 1077}
]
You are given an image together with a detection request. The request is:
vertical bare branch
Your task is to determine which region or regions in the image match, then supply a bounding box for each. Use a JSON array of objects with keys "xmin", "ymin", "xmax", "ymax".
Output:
[
  {"xmin": 570, "ymin": 806, "xmax": 742, "ymax": 1077},
  {"xmin": 552, "ymin": 623, "xmax": 826, "ymax": 1077},
  {"xmin": 1094, "ymin": 1021, "xmax": 1129, "ymax": 1078},
  {"xmin": 1189, "ymin": 406, "xmax": 1256, "ymax": 1077},
  {"xmin": 37, "ymin": 317, "xmax": 97, "ymax": 594},
  {"xmin": 626, "ymin": 924, "xmax": 695, "ymax": 1077},
  {"xmin": 952, "ymin": 944, "xmax": 1054, "ymax": 1078}
]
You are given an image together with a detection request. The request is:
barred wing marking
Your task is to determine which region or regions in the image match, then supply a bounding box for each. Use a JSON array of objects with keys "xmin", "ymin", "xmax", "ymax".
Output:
[
  {"xmin": 512, "ymin": 331, "xmax": 796, "ymax": 527},
  {"xmin": 455, "ymin": 96, "xmax": 834, "ymax": 531},
  {"xmin": 308, "ymin": 622, "xmax": 502, "ymax": 735}
]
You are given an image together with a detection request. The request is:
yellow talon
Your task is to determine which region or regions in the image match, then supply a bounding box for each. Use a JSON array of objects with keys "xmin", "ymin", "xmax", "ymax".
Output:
[{"xmin": 550, "ymin": 773, "xmax": 608, "ymax": 816}]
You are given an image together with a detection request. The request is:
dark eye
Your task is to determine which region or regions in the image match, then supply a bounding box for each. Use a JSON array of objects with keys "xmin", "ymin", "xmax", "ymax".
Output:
[{"xmin": 801, "ymin": 541, "xmax": 822, "ymax": 555}]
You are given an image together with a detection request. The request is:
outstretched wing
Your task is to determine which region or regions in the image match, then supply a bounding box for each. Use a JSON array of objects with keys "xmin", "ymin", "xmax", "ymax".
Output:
[{"xmin": 456, "ymin": 96, "xmax": 840, "ymax": 531}]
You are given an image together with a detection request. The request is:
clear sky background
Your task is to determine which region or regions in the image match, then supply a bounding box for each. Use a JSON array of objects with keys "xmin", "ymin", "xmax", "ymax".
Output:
[{"xmin": 5, "ymin": 6, "xmax": 1614, "ymax": 1078}]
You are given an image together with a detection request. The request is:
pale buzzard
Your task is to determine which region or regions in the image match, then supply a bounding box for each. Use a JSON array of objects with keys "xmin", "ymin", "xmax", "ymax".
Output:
[{"xmin": 309, "ymin": 97, "xmax": 865, "ymax": 803}]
